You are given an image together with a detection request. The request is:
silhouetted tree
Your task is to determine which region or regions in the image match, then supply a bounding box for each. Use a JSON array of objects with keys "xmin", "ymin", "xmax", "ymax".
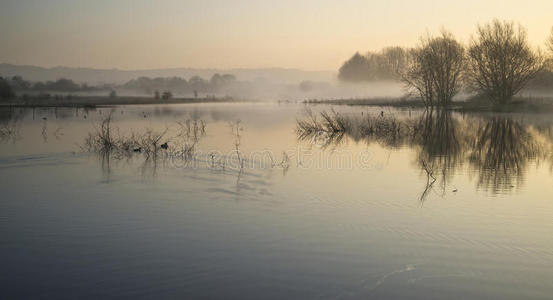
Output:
[
  {"xmin": 548, "ymin": 27, "xmax": 553, "ymax": 55},
  {"xmin": 210, "ymin": 73, "xmax": 237, "ymax": 92},
  {"xmin": 210, "ymin": 73, "xmax": 236, "ymax": 86},
  {"xmin": 547, "ymin": 27, "xmax": 553, "ymax": 71},
  {"xmin": 338, "ymin": 48, "xmax": 410, "ymax": 82},
  {"xmin": 466, "ymin": 20, "xmax": 544, "ymax": 104},
  {"xmin": 403, "ymin": 31, "xmax": 465, "ymax": 106},
  {"xmin": 338, "ymin": 52, "xmax": 370, "ymax": 82},
  {"xmin": 0, "ymin": 77, "xmax": 14, "ymax": 99},
  {"xmin": 381, "ymin": 47, "xmax": 409, "ymax": 77},
  {"xmin": 188, "ymin": 76, "xmax": 207, "ymax": 87},
  {"xmin": 9, "ymin": 76, "xmax": 31, "ymax": 90},
  {"xmin": 33, "ymin": 82, "xmax": 46, "ymax": 90},
  {"xmin": 26, "ymin": 78, "xmax": 83, "ymax": 92},
  {"xmin": 161, "ymin": 91, "xmax": 172, "ymax": 100},
  {"xmin": 123, "ymin": 74, "xmax": 238, "ymax": 96},
  {"xmin": 51, "ymin": 78, "xmax": 80, "ymax": 91},
  {"xmin": 403, "ymin": 48, "xmax": 434, "ymax": 104}
]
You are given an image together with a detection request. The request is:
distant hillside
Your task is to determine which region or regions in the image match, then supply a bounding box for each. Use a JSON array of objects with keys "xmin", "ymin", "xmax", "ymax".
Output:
[{"xmin": 0, "ymin": 64, "xmax": 335, "ymax": 85}]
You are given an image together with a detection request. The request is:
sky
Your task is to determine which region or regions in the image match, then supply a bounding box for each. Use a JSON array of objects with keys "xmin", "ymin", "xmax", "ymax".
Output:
[{"xmin": 1, "ymin": 0, "xmax": 552, "ymax": 71}]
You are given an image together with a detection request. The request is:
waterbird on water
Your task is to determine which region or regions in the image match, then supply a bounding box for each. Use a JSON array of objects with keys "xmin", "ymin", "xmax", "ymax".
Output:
[
  {"xmin": 161, "ymin": 142, "xmax": 168, "ymax": 150},
  {"xmin": 133, "ymin": 147, "xmax": 142, "ymax": 153}
]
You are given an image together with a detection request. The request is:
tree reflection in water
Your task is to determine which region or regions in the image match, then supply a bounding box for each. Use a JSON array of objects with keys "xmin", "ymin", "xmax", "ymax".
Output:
[
  {"xmin": 412, "ymin": 109, "xmax": 463, "ymax": 202},
  {"xmin": 1, "ymin": 106, "xmax": 550, "ymax": 200},
  {"xmin": 467, "ymin": 117, "xmax": 544, "ymax": 194},
  {"xmin": 296, "ymin": 109, "xmax": 551, "ymax": 199}
]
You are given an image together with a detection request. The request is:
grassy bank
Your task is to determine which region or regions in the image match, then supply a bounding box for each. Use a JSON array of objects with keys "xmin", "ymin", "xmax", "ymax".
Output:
[{"xmin": 303, "ymin": 96, "xmax": 553, "ymax": 113}]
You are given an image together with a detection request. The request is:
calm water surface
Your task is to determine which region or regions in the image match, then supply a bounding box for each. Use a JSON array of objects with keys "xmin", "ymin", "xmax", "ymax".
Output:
[{"xmin": 1, "ymin": 103, "xmax": 553, "ymax": 299}]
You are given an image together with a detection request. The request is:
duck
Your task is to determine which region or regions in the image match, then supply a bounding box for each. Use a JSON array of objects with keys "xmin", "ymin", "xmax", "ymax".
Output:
[
  {"xmin": 133, "ymin": 147, "xmax": 142, "ymax": 153},
  {"xmin": 160, "ymin": 142, "xmax": 168, "ymax": 150}
]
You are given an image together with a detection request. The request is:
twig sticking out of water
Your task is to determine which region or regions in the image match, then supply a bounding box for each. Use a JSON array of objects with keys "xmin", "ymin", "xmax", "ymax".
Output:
[
  {"xmin": 230, "ymin": 120, "xmax": 244, "ymax": 169},
  {"xmin": 419, "ymin": 158, "xmax": 437, "ymax": 204},
  {"xmin": 174, "ymin": 119, "xmax": 206, "ymax": 159},
  {"xmin": 0, "ymin": 116, "xmax": 21, "ymax": 143},
  {"xmin": 83, "ymin": 115, "xmax": 205, "ymax": 162},
  {"xmin": 83, "ymin": 112, "xmax": 116, "ymax": 154}
]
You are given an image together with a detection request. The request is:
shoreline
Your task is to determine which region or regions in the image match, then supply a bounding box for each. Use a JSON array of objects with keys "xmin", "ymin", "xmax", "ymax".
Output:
[
  {"xmin": 0, "ymin": 96, "xmax": 256, "ymax": 108},
  {"xmin": 303, "ymin": 97, "xmax": 553, "ymax": 113},
  {"xmin": 2, "ymin": 95, "xmax": 553, "ymax": 113}
]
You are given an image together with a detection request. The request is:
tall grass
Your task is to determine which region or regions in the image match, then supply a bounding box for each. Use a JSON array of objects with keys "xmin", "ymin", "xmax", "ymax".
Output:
[
  {"xmin": 0, "ymin": 116, "xmax": 21, "ymax": 143},
  {"xmin": 83, "ymin": 114, "xmax": 205, "ymax": 160},
  {"xmin": 297, "ymin": 108, "xmax": 414, "ymax": 148}
]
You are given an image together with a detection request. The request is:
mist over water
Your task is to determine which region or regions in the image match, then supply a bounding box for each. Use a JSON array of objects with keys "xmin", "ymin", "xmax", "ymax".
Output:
[
  {"xmin": 2, "ymin": 103, "xmax": 553, "ymax": 299},
  {"xmin": 0, "ymin": 64, "xmax": 407, "ymax": 101},
  {"xmin": 212, "ymin": 80, "xmax": 406, "ymax": 101},
  {"xmin": 2, "ymin": 1, "xmax": 553, "ymax": 299}
]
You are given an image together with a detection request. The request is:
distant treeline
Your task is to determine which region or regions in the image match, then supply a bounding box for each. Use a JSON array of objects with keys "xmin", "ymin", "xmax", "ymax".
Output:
[
  {"xmin": 0, "ymin": 73, "xmax": 240, "ymax": 99},
  {"xmin": 3, "ymin": 76, "xmax": 108, "ymax": 92},
  {"xmin": 339, "ymin": 49, "xmax": 553, "ymax": 89},
  {"xmin": 0, "ymin": 77, "xmax": 14, "ymax": 99},
  {"xmin": 1, "ymin": 74, "xmax": 239, "ymax": 95},
  {"xmin": 123, "ymin": 73, "xmax": 237, "ymax": 95},
  {"xmin": 338, "ymin": 22, "xmax": 553, "ymax": 93},
  {"xmin": 338, "ymin": 47, "xmax": 408, "ymax": 82}
]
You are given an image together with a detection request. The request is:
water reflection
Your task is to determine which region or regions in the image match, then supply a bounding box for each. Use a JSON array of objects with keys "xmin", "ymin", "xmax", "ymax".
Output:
[
  {"xmin": 413, "ymin": 109, "xmax": 462, "ymax": 200},
  {"xmin": 467, "ymin": 117, "xmax": 544, "ymax": 193},
  {"xmin": 297, "ymin": 109, "xmax": 552, "ymax": 196},
  {"xmin": 82, "ymin": 114, "xmax": 208, "ymax": 182},
  {"xmin": 0, "ymin": 108, "xmax": 22, "ymax": 143},
  {"xmin": 1, "ymin": 105, "xmax": 551, "ymax": 199},
  {"xmin": 4, "ymin": 105, "xmax": 553, "ymax": 300}
]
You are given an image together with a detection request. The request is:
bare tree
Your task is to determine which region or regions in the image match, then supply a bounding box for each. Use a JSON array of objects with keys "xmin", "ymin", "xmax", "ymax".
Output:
[
  {"xmin": 0, "ymin": 77, "xmax": 14, "ymax": 99},
  {"xmin": 403, "ymin": 47, "xmax": 435, "ymax": 105},
  {"xmin": 547, "ymin": 27, "xmax": 553, "ymax": 70},
  {"xmin": 548, "ymin": 27, "xmax": 553, "ymax": 55},
  {"xmin": 466, "ymin": 20, "xmax": 544, "ymax": 104},
  {"xmin": 338, "ymin": 52, "xmax": 370, "ymax": 82},
  {"xmin": 403, "ymin": 31, "xmax": 465, "ymax": 106},
  {"xmin": 161, "ymin": 91, "xmax": 173, "ymax": 100},
  {"xmin": 381, "ymin": 46, "xmax": 409, "ymax": 77}
]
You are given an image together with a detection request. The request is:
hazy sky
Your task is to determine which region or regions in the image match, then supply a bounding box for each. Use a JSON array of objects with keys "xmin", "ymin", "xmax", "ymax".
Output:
[{"xmin": 1, "ymin": 0, "xmax": 552, "ymax": 71}]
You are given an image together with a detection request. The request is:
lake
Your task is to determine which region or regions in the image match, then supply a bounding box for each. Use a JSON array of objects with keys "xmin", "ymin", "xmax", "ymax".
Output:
[{"xmin": 1, "ymin": 103, "xmax": 553, "ymax": 299}]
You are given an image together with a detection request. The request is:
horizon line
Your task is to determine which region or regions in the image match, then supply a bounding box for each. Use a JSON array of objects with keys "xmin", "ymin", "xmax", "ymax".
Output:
[{"xmin": 0, "ymin": 62, "xmax": 336, "ymax": 73}]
